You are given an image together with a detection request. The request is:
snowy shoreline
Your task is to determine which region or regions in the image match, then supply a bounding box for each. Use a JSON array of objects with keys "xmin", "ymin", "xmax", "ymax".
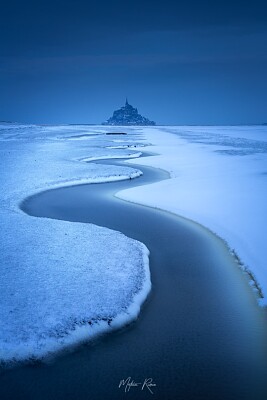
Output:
[
  {"xmin": 1, "ymin": 123, "xmax": 266, "ymax": 363},
  {"xmin": 117, "ymin": 126, "xmax": 267, "ymax": 306},
  {"xmin": 0, "ymin": 125, "xmax": 151, "ymax": 363},
  {"xmin": 2, "ymin": 234, "xmax": 151, "ymax": 364}
]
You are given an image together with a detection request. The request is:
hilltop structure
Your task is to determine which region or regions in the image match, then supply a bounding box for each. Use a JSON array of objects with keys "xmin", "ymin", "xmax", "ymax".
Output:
[{"xmin": 103, "ymin": 99, "xmax": 156, "ymax": 126}]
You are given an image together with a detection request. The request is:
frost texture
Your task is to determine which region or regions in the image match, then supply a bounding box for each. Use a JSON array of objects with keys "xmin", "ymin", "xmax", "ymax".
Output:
[
  {"xmin": 0, "ymin": 124, "xmax": 150, "ymax": 362},
  {"xmin": 118, "ymin": 125, "xmax": 267, "ymax": 305}
]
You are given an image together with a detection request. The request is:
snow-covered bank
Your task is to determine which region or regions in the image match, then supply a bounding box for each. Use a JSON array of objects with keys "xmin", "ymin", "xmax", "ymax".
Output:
[
  {"xmin": 118, "ymin": 126, "xmax": 267, "ymax": 306},
  {"xmin": 2, "ymin": 122, "xmax": 266, "ymax": 363},
  {"xmin": 77, "ymin": 151, "xmax": 142, "ymax": 163},
  {"xmin": 0, "ymin": 124, "xmax": 150, "ymax": 362},
  {"xmin": 0, "ymin": 215, "xmax": 150, "ymax": 362}
]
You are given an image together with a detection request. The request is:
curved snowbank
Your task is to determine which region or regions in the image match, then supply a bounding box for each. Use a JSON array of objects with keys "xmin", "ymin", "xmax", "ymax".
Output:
[
  {"xmin": 118, "ymin": 126, "xmax": 267, "ymax": 306},
  {"xmin": 0, "ymin": 124, "xmax": 144, "ymax": 213},
  {"xmin": 78, "ymin": 151, "xmax": 142, "ymax": 162},
  {"xmin": 0, "ymin": 124, "xmax": 150, "ymax": 363},
  {"xmin": 16, "ymin": 170, "xmax": 142, "ymax": 211},
  {"xmin": 0, "ymin": 214, "xmax": 150, "ymax": 363}
]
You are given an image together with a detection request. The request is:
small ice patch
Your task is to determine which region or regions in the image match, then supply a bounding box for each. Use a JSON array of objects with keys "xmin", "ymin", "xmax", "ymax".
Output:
[{"xmin": 78, "ymin": 152, "xmax": 142, "ymax": 162}]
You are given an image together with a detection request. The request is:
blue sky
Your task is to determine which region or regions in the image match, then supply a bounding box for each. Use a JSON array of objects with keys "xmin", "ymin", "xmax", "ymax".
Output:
[{"xmin": 0, "ymin": 0, "xmax": 266, "ymax": 124}]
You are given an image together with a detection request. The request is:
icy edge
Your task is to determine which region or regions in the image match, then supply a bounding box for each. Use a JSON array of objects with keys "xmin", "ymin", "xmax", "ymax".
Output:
[
  {"xmin": 16, "ymin": 172, "xmax": 143, "ymax": 215},
  {"xmin": 1, "ymin": 245, "xmax": 151, "ymax": 365},
  {"xmin": 78, "ymin": 152, "xmax": 142, "ymax": 162}
]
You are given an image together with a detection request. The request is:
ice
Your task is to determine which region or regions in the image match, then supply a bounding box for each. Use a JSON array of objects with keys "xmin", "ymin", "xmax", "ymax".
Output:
[
  {"xmin": 0, "ymin": 124, "xmax": 150, "ymax": 362},
  {"xmin": 0, "ymin": 126, "xmax": 143, "ymax": 212},
  {"xmin": 118, "ymin": 126, "xmax": 267, "ymax": 305},
  {"xmin": 0, "ymin": 213, "xmax": 150, "ymax": 362},
  {"xmin": 78, "ymin": 151, "xmax": 142, "ymax": 163},
  {"xmin": 2, "ymin": 122, "xmax": 267, "ymax": 363}
]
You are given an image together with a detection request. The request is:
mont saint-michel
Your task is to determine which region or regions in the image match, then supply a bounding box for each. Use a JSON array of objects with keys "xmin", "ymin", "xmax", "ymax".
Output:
[{"xmin": 103, "ymin": 99, "xmax": 156, "ymax": 126}]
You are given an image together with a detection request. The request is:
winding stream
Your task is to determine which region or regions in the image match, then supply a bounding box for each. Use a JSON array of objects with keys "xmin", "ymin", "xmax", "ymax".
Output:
[{"xmin": 1, "ymin": 157, "xmax": 267, "ymax": 400}]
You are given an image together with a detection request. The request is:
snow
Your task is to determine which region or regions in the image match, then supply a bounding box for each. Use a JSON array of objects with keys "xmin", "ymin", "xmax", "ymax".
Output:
[
  {"xmin": 117, "ymin": 126, "xmax": 267, "ymax": 306},
  {"xmin": 0, "ymin": 126, "xmax": 143, "ymax": 212},
  {"xmin": 0, "ymin": 124, "xmax": 150, "ymax": 362},
  {"xmin": 2, "ymin": 122, "xmax": 267, "ymax": 363},
  {"xmin": 77, "ymin": 151, "xmax": 143, "ymax": 163}
]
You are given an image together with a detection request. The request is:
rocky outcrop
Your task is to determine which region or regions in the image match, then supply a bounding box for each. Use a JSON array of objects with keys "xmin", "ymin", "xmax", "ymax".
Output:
[{"xmin": 103, "ymin": 99, "xmax": 155, "ymax": 126}]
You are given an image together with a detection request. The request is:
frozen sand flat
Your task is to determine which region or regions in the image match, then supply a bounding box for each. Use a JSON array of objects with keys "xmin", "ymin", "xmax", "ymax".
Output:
[
  {"xmin": 118, "ymin": 126, "xmax": 267, "ymax": 305},
  {"xmin": 0, "ymin": 124, "xmax": 150, "ymax": 362},
  {"xmin": 3, "ymin": 158, "xmax": 267, "ymax": 400},
  {"xmin": 1, "ymin": 123, "xmax": 267, "ymax": 363},
  {"xmin": 0, "ymin": 214, "xmax": 150, "ymax": 361}
]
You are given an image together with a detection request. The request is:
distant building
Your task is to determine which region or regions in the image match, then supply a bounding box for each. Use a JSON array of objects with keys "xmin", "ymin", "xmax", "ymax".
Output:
[{"xmin": 102, "ymin": 99, "xmax": 156, "ymax": 126}]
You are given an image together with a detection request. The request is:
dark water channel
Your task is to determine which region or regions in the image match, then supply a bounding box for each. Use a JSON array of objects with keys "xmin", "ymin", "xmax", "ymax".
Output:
[{"xmin": 1, "ymin": 158, "xmax": 267, "ymax": 400}]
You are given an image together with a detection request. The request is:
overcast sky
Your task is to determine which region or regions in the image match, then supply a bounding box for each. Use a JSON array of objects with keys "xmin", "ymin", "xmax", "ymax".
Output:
[{"xmin": 1, "ymin": 0, "xmax": 266, "ymax": 124}]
